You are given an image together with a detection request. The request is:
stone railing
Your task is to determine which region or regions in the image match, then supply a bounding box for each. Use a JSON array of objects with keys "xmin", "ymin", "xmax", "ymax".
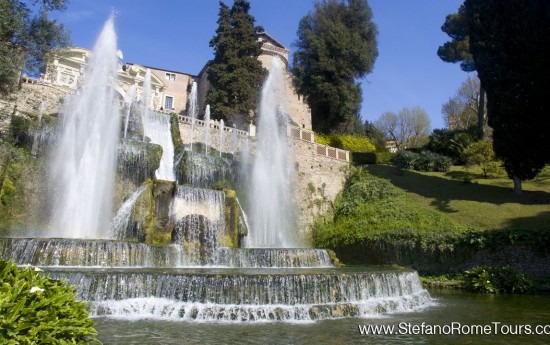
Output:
[
  {"xmin": 176, "ymin": 115, "xmax": 350, "ymax": 162},
  {"xmin": 177, "ymin": 115, "xmax": 249, "ymax": 137},
  {"xmin": 288, "ymin": 126, "xmax": 349, "ymax": 162}
]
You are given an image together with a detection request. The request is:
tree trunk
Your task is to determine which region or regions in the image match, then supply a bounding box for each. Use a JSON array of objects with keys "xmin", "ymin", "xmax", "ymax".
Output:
[
  {"xmin": 478, "ymin": 84, "xmax": 486, "ymax": 138},
  {"xmin": 513, "ymin": 175, "xmax": 523, "ymax": 195}
]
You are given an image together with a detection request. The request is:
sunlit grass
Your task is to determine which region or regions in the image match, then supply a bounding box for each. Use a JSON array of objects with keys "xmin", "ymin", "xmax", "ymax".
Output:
[{"xmin": 366, "ymin": 165, "xmax": 550, "ymax": 231}]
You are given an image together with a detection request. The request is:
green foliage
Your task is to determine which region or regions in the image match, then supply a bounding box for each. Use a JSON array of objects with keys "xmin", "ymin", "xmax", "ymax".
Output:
[
  {"xmin": 394, "ymin": 150, "xmax": 452, "ymax": 172},
  {"xmin": 292, "ymin": 0, "xmax": 378, "ymax": 134},
  {"xmin": 312, "ymin": 168, "xmax": 463, "ymax": 249},
  {"xmin": 437, "ymin": 4, "xmax": 474, "ymax": 72},
  {"xmin": 464, "ymin": 266, "xmax": 534, "ymax": 294},
  {"xmin": 0, "ymin": 259, "xmax": 100, "ymax": 344},
  {"xmin": 363, "ymin": 119, "xmax": 387, "ymax": 150},
  {"xmin": 465, "ymin": 0, "xmax": 550, "ymax": 192},
  {"xmin": 206, "ymin": 0, "xmax": 266, "ymax": 126},
  {"xmin": 8, "ymin": 115, "xmax": 33, "ymax": 148},
  {"xmin": 315, "ymin": 133, "xmax": 375, "ymax": 152},
  {"xmin": 0, "ymin": 0, "xmax": 70, "ymax": 93},
  {"xmin": 351, "ymin": 151, "xmax": 394, "ymax": 165},
  {"xmin": 394, "ymin": 150, "xmax": 418, "ymax": 170},
  {"xmin": 415, "ymin": 151, "xmax": 453, "ymax": 172},
  {"xmin": 463, "ymin": 141, "xmax": 500, "ymax": 178},
  {"xmin": 427, "ymin": 127, "xmax": 480, "ymax": 164},
  {"xmin": 169, "ymin": 112, "xmax": 184, "ymax": 154}
]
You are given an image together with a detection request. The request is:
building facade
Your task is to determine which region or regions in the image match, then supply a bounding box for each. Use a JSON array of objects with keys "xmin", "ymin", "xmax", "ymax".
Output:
[{"xmin": 43, "ymin": 32, "xmax": 312, "ymax": 129}]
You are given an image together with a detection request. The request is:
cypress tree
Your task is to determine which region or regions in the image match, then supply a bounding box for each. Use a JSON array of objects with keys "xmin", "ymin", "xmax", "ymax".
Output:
[{"xmin": 206, "ymin": 0, "xmax": 266, "ymax": 127}]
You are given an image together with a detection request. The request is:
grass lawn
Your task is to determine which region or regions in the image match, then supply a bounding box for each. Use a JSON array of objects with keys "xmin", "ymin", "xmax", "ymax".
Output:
[{"xmin": 365, "ymin": 164, "xmax": 550, "ymax": 231}]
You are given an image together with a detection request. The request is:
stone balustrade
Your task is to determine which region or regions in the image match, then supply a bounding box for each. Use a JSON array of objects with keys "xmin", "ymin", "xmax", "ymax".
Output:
[{"xmin": 177, "ymin": 114, "xmax": 350, "ymax": 163}]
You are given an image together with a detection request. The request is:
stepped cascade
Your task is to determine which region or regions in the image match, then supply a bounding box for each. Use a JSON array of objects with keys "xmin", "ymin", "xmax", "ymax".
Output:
[{"xmin": 0, "ymin": 17, "xmax": 433, "ymax": 324}]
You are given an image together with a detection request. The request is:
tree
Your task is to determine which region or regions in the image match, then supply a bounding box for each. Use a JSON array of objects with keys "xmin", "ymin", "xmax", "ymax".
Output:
[
  {"xmin": 463, "ymin": 141, "xmax": 500, "ymax": 179},
  {"xmin": 465, "ymin": 0, "xmax": 550, "ymax": 194},
  {"xmin": 375, "ymin": 107, "xmax": 430, "ymax": 150},
  {"xmin": 438, "ymin": 4, "xmax": 486, "ymax": 136},
  {"xmin": 292, "ymin": 0, "xmax": 378, "ymax": 134},
  {"xmin": 363, "ymin": 119, "xmax": 386, "ymax": 150},
  {"xmin": 442, "ymin": 75, "xmax": 485, "ymax": 131},
  {"xmin": 206, "ymin": 0, "xmax": 266, "ymax": 127},
  {"xmin": 0, "ymin": 0, "xmax": 70, "ymax": 95}
]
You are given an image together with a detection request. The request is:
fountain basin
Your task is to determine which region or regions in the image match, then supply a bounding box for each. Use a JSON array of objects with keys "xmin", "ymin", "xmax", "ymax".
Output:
[{"xmin": 42, "ymin": 266, "xmax": 432, "ymax": 322}]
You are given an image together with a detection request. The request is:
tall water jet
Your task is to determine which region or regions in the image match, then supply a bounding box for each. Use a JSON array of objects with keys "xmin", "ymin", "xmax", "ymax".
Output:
[
  {"xmin": 204, "ymin": 105, "xmax": 210, "ymax": 154},
  {"xmin": 49, "ymin": 15, "xmax": 120, "ymax": 238},
  {"xmin": 141, "ymin": 70, "xmax": 175, "ymax": 181},
  {"xmin": 219, "ymin": 119, "xmax": 224, "ymax": 157},
  {"xmin": 123, "ymin": 84, "xmax": 137, "ymax": 139},
  {"xmin": 189, "ymin": 81, "xmax": 198, "ymax": 151},
  {"xmin": 38, "ymin": 101, "xmax": 47, "ymax": 124},
  {"xmin": 247, "ymin": 57, "xmax": 296, "ymax": 248}
]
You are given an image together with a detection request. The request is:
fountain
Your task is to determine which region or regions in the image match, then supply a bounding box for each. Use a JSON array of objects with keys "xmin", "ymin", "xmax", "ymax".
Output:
[
  {"xmin": 123, "ymin": 84, "xmax": 137, "ymax": 139},
  {"xmin": 0, "ymin": 16, "xmax": 432, "ymax": 327},
  {"xmin": 48, "ymin": 15, "xmax": 120, "ymax": 239},
  {"xmin": 204, "ymin": 104, "xmax": 211, "ymax": 154},
  {"xmin": 141, "ymin": 69, "xmax": 175, "ymax": 181},
  {"xmin": 247, "ymin": 57, "xmax": 297, "ymax": 248}
]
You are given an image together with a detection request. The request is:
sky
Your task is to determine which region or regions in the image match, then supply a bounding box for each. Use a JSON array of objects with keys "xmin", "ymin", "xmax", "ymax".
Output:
[{"xmin": 52, "ymin": 0, "xmax": 472, "ymax": 130}]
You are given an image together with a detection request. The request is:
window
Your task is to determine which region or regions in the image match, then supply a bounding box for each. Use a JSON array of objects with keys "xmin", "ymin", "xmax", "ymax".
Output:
[
  {"xmin": 165, "ymin": 73, "xmax": 176, "ymax": 81},
  {"xmin": 164, "ymin": 96, "xmax": 174, "ymax": 109}
]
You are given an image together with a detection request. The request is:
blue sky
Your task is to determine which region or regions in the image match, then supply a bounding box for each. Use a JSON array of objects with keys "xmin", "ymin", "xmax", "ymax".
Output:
[{"xmin": 52, "ymin": 0, "xmax": 471, "ymax": 130}]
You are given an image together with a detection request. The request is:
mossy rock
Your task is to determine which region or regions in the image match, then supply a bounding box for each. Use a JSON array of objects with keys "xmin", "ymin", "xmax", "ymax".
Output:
[{"xmin": 117, "ymin": 140, "xmax": 162, "ymax": 184}]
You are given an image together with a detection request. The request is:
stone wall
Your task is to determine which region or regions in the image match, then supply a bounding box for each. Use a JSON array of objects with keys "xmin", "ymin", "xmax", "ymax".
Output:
[
  {"xmin": 0, "ymin": 81, "xmax": 72, "ymax": 138},
  {"xmin": 291, "ymin": 138, "xmax": 349, "ymax": 242}
]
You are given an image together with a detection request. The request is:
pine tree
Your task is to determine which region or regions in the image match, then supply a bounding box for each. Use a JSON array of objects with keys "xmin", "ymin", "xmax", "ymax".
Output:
[{"xmin": 206, "ymin": 0, "xmax": 266, "ymax": 127}]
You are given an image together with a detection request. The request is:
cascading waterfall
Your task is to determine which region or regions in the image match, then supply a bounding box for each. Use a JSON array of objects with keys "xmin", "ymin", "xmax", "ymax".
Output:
[
  {"xmin": 43, "ymin": 268, "xmax": 432, "ymax": 321},
  {"xmin": 0, "ymin": 238, "xmax": 334, "ymax": 268},
  {"xmin": 141, "ymin": 69, "xmax": 175, "ymax": 181},
  {"xmin": 219, "ymin": 119, "xmax": 224, "ymax": 157},
  {"xmin": 48, "ymin": 15, "xmax": 120, "ymax": 238},
  {"xmin": 247, "ymin": 57, "xmax": 297, "ymax": 248},
  {"xmin": 171, "ymin": 186, "xmax": 226, "ymax": 265},
  {"xmin": 204, "ymin": 105, "xmax": 210, "ymax": 154},
  {"xmin": 109, "ymin": 185, "xmax": 147, "ymax": 239},
  {"xmin": 123, "ymin": 84, "xmax": 137, "ymax": 139}
]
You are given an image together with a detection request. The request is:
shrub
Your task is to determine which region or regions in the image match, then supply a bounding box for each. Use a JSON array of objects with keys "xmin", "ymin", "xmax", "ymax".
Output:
[
  {"xmin": 315, "ymin": 133, "xmax": 375, "ymax": 152},
  {"xmin": 351, "ymin": 152, "xmax": 395, "ymax": 165},
  {"xmin": 394, "ymin": 150, "xmax": 418, "ymax": 170},
  {"xmin": 427, "ymin": 127, "xmax": 481, "ymax": 164},
  {"xmin": 463, "ymin": 141, "xmax": 501, "ymax": 178},
  {"xmin": 312, "ymin": 168, "xmax": 463, "ymax": 249},
  {"xmin": 415, "ymin": 151, "xmax": 452, "ymax": 172},
  {"xmin": 0, "ymin": 259, "xmax": 100, "ymax": 344},
  {"xmin": 394, "ymin": 150, "xmax": 451, "ymax": 172},
  {"xmin": 464, "ymin": 266, "xmax": 534, "ymax": 294}
]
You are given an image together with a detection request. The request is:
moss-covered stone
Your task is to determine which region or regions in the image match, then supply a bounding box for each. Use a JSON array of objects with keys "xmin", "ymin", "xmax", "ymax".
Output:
[
  {"xmin": 117, "ymin": 139, "xmax": 162, "ymax": 184},
  {"xmin": 224, "ymin": 189, "xmax": 241, "ymax": 248},
  {"xmin": 131, "ymin": 179, "xmax": 176, "ymax": 245}
]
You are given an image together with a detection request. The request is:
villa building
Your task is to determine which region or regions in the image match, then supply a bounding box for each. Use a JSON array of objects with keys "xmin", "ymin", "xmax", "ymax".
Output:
[{"xmin": 42, "ymin": 32, "xmax": 312, "ymax": 130}]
